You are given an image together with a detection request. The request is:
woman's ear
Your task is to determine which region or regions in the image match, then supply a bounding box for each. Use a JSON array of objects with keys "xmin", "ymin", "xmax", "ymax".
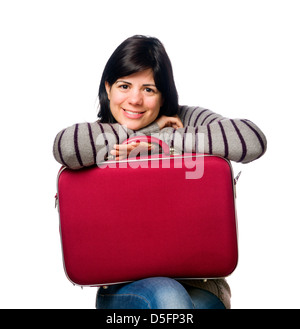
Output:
[{"xmin": 105, "ymin": 81, "xmax": 111, "ymax": 100}]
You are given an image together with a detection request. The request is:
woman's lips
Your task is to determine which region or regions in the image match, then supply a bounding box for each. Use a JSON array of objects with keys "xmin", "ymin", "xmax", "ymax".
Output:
[{"xmin": 123, "ymin": 108, "xmax": 146, "ymax": 119}]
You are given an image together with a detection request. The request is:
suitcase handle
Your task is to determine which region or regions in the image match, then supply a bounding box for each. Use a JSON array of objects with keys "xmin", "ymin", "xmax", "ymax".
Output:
[{"xmin": 122, "ymin": 136, "xmax": 170, "ymax": 155}]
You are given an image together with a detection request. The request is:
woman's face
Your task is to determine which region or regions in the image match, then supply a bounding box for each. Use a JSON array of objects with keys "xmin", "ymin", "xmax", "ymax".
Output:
[{"xmin": 105, "ymin": 69, "xmax": 163, "ymax": 130}]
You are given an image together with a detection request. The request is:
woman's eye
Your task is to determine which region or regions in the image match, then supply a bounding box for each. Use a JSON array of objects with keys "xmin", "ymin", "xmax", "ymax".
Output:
[
  {"xmin": 119, "ymin": 84, "xmax": 129, "ymax": 90},
  {"xmin": 145, "ymin": 87, "xmax": 154, "ymax": 93}
]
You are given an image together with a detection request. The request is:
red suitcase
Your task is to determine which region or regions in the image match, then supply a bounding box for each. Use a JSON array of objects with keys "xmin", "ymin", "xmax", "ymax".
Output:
[{"xmin": 55, "ymin": 136, "xmax": 238, "ymax": 287}]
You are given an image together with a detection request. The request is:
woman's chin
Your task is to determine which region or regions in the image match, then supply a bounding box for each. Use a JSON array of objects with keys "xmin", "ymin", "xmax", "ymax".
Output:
[{"xmin": 122, "ymin": 121, "xmax": 145, "ymax": 131}]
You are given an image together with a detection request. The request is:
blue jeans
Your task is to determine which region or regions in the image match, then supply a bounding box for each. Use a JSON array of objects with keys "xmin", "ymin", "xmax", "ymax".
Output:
[{"xmin": 96, "ymin": 277, "xmax": 225, "ymax": 309}]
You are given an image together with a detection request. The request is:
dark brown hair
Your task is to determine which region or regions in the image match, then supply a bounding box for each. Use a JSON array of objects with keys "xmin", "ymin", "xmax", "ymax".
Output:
[{"xmin": 97, "ymin": 35, "xmax": 179, "ymax": 123}]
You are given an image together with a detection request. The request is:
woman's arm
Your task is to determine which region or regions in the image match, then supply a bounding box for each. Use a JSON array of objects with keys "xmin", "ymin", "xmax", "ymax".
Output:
[
  {"xmin": 53, "ymin": 121, "xmax": 160, "ymax": 169},
  {"xmin": 53, "ymin": 105, "xmax": 267, "ymax": 169},
  {"xmin": 155, "ymin": 105, "xmax": 267, "ymax": 163}
]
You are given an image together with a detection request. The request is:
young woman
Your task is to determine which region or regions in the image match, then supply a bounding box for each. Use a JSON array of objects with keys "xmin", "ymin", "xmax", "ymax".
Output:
[{"xmin": 53, "ymin": 35, "xmax": 267, "ymax": 309}]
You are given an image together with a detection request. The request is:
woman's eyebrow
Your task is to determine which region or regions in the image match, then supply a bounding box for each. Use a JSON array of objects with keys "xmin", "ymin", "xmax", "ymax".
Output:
[
  {"xmin": 116, "ymin": 80, "xmax": 156, "ymax": 87},
  {"xmin": 116, "ymin": 80, "xmax": 132, "ymax": 84},
  {"xmin": 143, "ymin": 84, "xmax": 156, "ymax": 87}
]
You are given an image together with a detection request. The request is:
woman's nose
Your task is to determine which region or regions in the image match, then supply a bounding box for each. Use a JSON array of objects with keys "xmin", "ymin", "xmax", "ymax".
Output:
[{"xmin": 128, "ymin": 89, "xmax": 143, "ymax": 105}]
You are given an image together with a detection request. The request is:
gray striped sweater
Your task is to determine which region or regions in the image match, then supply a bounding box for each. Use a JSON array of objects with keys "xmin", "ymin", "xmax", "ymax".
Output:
[{"xmin": 53, "ymin": 105, "xmax": 267, "ymax": 169}]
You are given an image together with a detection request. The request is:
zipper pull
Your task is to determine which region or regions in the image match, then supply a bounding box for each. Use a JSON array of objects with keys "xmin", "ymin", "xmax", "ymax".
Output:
[
  {"xmin": 233, "ymin": 171, "xmax": 242, "ymax": 199},
  {"xmin": 234, "ymin": 171, "xmax": 242, "ymax": 185},
  {"xmin": 54, "ymin": 193, "xmax": 58, "ymax": 208}
]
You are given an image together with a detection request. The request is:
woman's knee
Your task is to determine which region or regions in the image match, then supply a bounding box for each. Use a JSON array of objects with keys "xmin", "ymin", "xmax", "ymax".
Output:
[
  {"xmin": 184, "ymin": 286, "xmax": 226, "ymax": 309},
  {"xmin": 137, "ymin": 277, "xmax": 194, "ymax": 309}
]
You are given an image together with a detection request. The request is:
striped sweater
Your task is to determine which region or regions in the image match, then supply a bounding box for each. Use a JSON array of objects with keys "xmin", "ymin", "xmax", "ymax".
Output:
[
  {"xmin": 53, "ymin": 105, "xmax": 267, "ymax": 169},
  {"xmin": 53, "ymin": 105, "xmax": 267, "ymax": 308}
]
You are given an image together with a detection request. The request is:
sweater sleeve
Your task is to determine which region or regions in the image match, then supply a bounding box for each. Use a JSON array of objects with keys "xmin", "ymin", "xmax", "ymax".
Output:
[
  {"xmin": 53, "ymin": 105, "xmax": 267, "ymax": 168},
  {"xmin": 53, "ymin": 121, "xmax": 160, "ymax": 169},
  {"xmin": 155, "ymin": 105, "xmax": 267, "ymax": 163}
]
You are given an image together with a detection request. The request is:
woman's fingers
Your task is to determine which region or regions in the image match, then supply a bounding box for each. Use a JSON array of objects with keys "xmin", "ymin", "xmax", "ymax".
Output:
[
  {"xmin": 110, "ymin": 142, "xmax": 153, "ymax": 159},
  {"xmin": 170, "ymin": 115, "xmax": 184, "ymax": 129},
  {"xmin": 155, "ymin": 115, "xmax": 183, "ymax": 129}
]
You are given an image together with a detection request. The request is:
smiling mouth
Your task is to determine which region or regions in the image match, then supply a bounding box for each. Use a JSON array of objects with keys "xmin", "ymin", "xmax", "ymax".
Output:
[
  {"xmin": 123, "ymin": 109, "xmax": 146, "ymax": 115},
  {"xmin": 122, "ymin": 108, "xmax": 146, "ymax": 119}
]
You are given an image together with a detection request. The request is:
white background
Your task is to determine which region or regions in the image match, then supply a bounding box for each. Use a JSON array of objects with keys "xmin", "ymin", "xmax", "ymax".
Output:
[{"xmin": 0, "ymin": 0, "xmax": 299, "ymax": 309}]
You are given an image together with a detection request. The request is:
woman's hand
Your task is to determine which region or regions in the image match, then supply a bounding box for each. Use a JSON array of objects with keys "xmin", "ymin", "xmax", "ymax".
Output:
[
  {"xmin": 155, "ymin": 115, "xmax": 183, "ymax": 130},
  {"xmin": 110, "ymin": 115, "xmax": 183, "ymax": 160},
  {"xmin": 110, "ymin": 142, "xmax": 154, "ymax": 161}
]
